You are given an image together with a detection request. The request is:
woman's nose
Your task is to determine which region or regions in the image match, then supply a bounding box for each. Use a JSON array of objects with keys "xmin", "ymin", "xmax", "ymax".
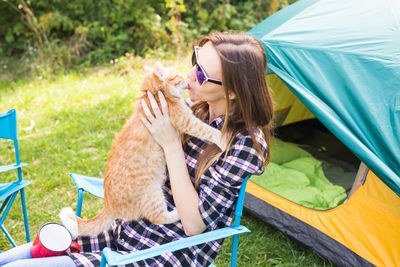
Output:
[{"xmin": 187, "ymin": 65, "xmax": 196, "ymax": 81}]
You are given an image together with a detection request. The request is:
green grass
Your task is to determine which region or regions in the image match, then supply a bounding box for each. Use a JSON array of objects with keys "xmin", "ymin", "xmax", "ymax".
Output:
[{"xmin": 0, "ymin": 54, "xmax": 332, "ymax": 266}]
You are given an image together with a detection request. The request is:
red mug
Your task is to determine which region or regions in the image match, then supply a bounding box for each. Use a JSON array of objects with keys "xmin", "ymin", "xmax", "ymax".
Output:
[{"xmin": 31, "ymin": 222, "xmax": 80, "ymax": 258}]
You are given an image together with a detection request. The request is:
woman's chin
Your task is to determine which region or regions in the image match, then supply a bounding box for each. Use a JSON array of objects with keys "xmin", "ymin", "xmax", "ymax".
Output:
[{"xmin": 187, "ymin": 90, "xmax": 198, "ymax": 101}]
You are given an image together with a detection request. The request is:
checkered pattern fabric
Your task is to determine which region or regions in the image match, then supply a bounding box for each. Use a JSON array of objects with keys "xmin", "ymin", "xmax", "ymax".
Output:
[{"xmin": 68, "ymin": 116, "xmax": 267, "ymax": 267}]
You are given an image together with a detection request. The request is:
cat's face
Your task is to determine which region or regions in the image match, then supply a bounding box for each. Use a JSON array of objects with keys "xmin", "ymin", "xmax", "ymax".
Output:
[{"xmin": 143, "ymin": 62, "xmax": 187, "ymax": 98}]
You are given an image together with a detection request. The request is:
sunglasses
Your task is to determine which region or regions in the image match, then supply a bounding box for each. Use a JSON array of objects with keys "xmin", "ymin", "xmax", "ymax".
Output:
[{"xmin": 191, "ymin": 46, "xmax": 222, "ymax": 86}]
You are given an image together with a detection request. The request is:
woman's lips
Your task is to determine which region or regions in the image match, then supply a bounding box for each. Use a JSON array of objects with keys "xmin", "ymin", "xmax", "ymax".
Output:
[{"xmin": 187, "ymin": 83, "xmax": 192, "ymax": 90}]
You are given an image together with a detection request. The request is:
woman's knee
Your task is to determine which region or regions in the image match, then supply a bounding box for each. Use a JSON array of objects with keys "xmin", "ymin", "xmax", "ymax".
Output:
[
  {"xmin": 0, "ymin": 242, "xmax": 33, "ymax": 265},
  {"xmin": 2, "ymin": 255, "xmax": 76, "ymax": 267}
]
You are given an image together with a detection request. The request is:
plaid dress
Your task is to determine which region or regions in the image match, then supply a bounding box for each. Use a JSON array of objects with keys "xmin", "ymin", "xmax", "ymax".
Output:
[{"xmin": 68, "ymin": 116, "xmax": 267, "ymax": 267}]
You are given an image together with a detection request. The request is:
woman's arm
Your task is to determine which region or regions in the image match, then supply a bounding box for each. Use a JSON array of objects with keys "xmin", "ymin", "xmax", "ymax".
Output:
[
  {"xmin": 140, "ymin": 91, "xmax": 206, "ymax": 236},
  {"xmin": 162, "ymin": 140, "xmax": 206, "ymax": 236}
]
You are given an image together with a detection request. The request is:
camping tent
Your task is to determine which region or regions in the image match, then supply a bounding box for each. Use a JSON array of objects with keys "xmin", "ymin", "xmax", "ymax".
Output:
[{"xmin": 244, "ymin": 0, "xmax": 400, "ymax": 266}]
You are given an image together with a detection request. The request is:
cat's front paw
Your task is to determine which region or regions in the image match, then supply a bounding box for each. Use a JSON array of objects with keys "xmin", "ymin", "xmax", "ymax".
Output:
[
  {"xmin": 149, "ymin": 209, "xmax": 180, "ymax": 225},
  {"xmin": 214, "ymin": 132, "xmax": 229, "ymax": 151}
]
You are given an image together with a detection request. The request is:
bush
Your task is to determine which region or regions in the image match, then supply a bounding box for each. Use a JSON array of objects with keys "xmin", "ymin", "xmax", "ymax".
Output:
[{"xmin": 0, "ymin": 0, "xmax": 297, "ymax": 74}]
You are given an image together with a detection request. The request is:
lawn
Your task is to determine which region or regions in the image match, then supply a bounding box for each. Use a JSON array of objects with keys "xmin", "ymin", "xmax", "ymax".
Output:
[{"xmin": 0, "ymin": 53, "xmax": 332, "ymax": 266}]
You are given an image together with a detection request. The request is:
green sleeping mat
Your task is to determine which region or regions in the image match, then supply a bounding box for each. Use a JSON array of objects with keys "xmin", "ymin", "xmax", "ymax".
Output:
[{"xmin": 251, "ymin": 138, "xmax": 347, "ymax": 210}]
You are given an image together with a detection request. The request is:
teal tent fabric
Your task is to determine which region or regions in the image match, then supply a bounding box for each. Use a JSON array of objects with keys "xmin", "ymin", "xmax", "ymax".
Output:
[{"xmin": 249, "ymin": 0, "xmax": 400, "ymax": 196}]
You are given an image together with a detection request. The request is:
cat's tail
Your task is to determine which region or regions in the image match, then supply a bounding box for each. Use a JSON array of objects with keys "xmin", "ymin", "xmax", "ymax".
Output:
[{"xmin": 59, "ymin": 206, "xmax": 114, "ymax": 238}]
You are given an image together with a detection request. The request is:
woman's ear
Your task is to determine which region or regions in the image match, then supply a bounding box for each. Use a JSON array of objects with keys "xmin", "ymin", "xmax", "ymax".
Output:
[{"xmin": 228, "ymin": 91, "xmax": 236, "ymax": 100}]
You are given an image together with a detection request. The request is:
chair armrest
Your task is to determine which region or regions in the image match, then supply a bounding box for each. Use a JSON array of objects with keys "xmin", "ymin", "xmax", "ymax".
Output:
[
  {"xmin": 102, "ymin": 225, "xmax": 250, "ymax": 266},
  {"xmin": 0, "ymin": 163, "xmax": 29, "ymax": 173},
  {"xmin": 69, "ymin": 173, "xmax": 104, "ymax": 198}
]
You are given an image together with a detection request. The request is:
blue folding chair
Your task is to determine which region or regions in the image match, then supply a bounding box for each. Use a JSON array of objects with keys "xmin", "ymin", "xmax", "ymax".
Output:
[
  {"xmin": 0, "ymin": 109, "xmax": 31, "ymax": 247},
  {"xmin": 69, "ymin": 172, "xmax": 251, "ymax": 267}
]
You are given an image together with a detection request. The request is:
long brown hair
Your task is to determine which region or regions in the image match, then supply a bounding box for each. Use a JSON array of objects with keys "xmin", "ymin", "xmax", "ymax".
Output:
[{"xmin": 191, "ymin": 32, "xmax": 274, "ymax": 186}]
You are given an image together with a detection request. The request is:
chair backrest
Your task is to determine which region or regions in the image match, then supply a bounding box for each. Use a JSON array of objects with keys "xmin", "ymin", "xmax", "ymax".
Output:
[
  {"xmin": 0, "ymin": 109, "xmax": 22, "ymax": 167},
  {"xmin": 0, "ymin": 109, "xmax": 18, "ymax": 141}
]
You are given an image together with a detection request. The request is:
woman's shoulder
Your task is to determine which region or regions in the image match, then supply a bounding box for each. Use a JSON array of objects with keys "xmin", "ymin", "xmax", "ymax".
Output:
[
  {"xmin": 219, "ymin": 127, "xmax": 267, "ymax": 173},
  {"xmin": 231, "ymin": 127, "xmax": 267, "ymax": 154}
]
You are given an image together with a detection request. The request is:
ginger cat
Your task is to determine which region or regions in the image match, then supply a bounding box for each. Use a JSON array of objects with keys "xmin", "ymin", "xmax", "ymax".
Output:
[{"xmin": 60, "ymin": 62, "xmax": 226, "ymax": 238}]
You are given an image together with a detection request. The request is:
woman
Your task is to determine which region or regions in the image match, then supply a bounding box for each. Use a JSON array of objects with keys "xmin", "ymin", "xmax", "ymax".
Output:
[{"xmin": 0, "ymin": 32, "xmax": 274, "ymax": 266}]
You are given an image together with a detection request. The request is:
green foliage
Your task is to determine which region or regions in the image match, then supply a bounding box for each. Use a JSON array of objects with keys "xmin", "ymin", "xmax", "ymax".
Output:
[
  {"xmin": 0, "ymin": 0, "xmax": 296, "ymax": 80},
  {"xmin": 0, "ymin": 0, "xmax": 297, "ymax": 75},
  {"xmin": 1, "ymin": 0, "xmax": 168, "ymax": 62},
  {"xmin": 181, "ymin": 0, "xmax": 284, "ymax": 38}
]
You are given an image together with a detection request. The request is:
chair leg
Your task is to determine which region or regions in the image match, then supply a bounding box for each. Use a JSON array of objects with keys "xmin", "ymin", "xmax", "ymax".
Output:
[
  {"xmin": 76, "ymin": 189, "xmax": 84, "ymax": 217},
  {"xmin": 0, "ymin": 193, "xmax": 19, "ymax": 247},
  {"xmin": 100, "ymin": 255, "xmax": 107, "ymax": 267},
  {"xmin": 20, "ymin": 189, "xmax": 30, "ymax": 242},
  {"xmin": 0, "ymin": 224, "xmax": 17, "ymax": 247},
  {"xmin": 0, "ymin": 193, "xmax": 18, "ymax": 226},
  {"xmin": 0, "ymin": 195, "xmax": 11, "ymax": 216},
  {"xmin": 231, "ymin": 234, "xmax": 239, "ymax": 267}
]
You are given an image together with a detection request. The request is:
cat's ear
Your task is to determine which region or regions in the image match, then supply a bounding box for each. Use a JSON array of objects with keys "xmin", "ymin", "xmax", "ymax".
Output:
[
  {"xmin": 153, "ymin": 62, "xmax": 168, "ymax": 79},
  {"xmin": 144, "ymin": 65, "xmax": 152, "ymax": 74}
]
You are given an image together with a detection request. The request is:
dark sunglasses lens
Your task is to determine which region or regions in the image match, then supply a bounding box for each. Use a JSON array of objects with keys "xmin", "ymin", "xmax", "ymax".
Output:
[
  {"xmin": 196, "ymin": 65, "xmax": 206, "ymax": 85},
  {"xmin": 191, "ymin": 50, "xmax": 196, "ymax": 66}
]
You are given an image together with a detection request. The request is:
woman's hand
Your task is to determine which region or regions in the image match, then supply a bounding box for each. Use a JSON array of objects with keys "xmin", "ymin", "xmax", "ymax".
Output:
[{"xmin": 140, "ymin": 90, "xmax": 180, "ymax": 149}]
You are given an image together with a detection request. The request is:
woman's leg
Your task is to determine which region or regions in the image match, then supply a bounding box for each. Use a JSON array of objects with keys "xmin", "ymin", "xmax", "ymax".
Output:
[
  {"xmin": 0, "ymin": 242, "xmax": 76, "ymax": 267},
  {"xmin": 0, "ymin": 243, "xmax": 33, "ymax": 265},
  {"xmin": 2, "ymin": 255, "xmax": 76, "ymax": 267}
]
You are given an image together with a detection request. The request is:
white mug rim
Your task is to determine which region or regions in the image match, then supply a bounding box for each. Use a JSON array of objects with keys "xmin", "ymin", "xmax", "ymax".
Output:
[{"xmin": 38, "ymin": 222, "xmax": 73, "ymax": 252}]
